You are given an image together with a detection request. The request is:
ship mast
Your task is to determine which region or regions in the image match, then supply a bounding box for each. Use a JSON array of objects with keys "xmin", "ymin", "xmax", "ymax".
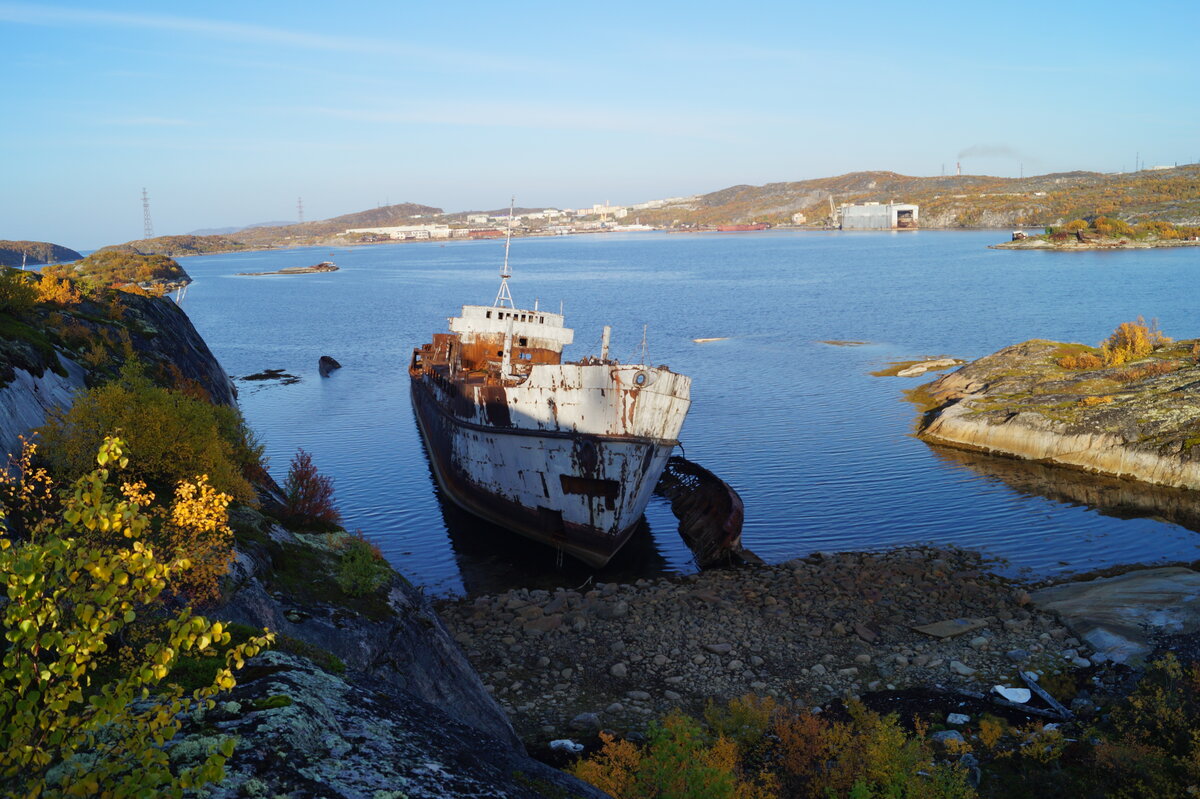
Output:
[{"xmin": 493, "ymin": 196, "xmax": 516, "ymax": 308}]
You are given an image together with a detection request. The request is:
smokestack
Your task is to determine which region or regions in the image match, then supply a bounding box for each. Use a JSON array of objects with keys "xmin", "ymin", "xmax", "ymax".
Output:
[{"xmin": 956, "ymin": 162, "xmax": 961, "ymax": 176}]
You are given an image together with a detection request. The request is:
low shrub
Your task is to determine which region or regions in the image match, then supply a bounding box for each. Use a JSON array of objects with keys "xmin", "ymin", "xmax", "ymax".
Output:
[
  {"xmin": 0, "ymin": 268, "xmax": 37, "ymax": 314},
  {"xmin": 1091, "ymin": 654, "xmax": 1200, "ymax": 799},
  {"xmin": 335, "ymin": 531, "xmax": 389, "ymax": 597},
  {"xmin": 569, "ymin": 697, "xmax": 974, "ymax": 799},
  {"xmin": 282, "ymin": 448, "xmax": 342, "ymax": 530},
  {"xmin": 1111, "ymin": 360, "xmax": 1179, "ymax": 384},
  {"xmin": 33, "ymin": 273, "xmax": 81, "ymax": 306},
  {"xmin": 1058, "ymin": 353, "xmax": 1104, "ymax": 370},
  {"xmin": 1101, "ymin": 317, "xmax": 1170, "ymax": 366},
  {"xmin": 1078, "ymin": 395, "xmax": 1114, "ymax": 407},
  {"xmin": 37, "ymin": 363, "xmax": 262, "ymax": 505}
]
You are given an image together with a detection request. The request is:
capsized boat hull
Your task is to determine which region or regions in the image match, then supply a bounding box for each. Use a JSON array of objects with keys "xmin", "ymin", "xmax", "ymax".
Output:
[{"xmin": 410, "ymin": 377, "xmax": 676, "ymax": 567}]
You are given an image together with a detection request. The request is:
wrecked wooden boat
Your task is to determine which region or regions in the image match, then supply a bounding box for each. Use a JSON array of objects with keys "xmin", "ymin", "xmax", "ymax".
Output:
[
  {"xmin": 654, "ymin": 455, "xmax": 753, "ymax": 568},
  {"xmin": 408, "ymin": 209, "xmax": 691, "ymax": 567}
]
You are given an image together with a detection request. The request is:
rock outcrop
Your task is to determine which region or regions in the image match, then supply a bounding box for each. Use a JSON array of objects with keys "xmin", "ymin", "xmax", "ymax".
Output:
[
  {"xmin": 916, "ymin": 339, "xmax": 1200, "ymax": 490},
  {"xmin": 1032, "ymin": 567, "xmax": 1200, "ymax": 665},
  {"xmin": 179, "ymin": 651, "xmax": 606, "ymax": 799},
  {"xmin": 209, "ymin": 514, "xmax": 604, "ymax": 797},
  {"xmin": 0, "ymin": 290, "xmax": 235, "ymax": 458}
]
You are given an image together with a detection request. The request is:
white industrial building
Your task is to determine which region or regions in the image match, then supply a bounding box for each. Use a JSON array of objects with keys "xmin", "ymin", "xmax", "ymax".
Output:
[
  {"xmin": 839, "ymin": 202, "xmax": 919, "ymax": 230},
  {"xmin": 343, "ymin": 224, "xmax": 452, "ymax": 240}
]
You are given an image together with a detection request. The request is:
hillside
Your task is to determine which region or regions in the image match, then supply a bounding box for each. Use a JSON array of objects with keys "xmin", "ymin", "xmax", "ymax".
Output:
[
  {"xmin": 630, "ymin": 165, "xmax": 1200, "ymax": 229},
  {"xmin": 103, "ymin": 234, "xmax": 257, "ymax": 257},
  {"xmin": 0, "ymin": 240, "xmax": 82, "ymax": 267},
  {"xmin": 102, "ymin": 165, "xmax": 1200, "ymax": 258},
  {"xmin": 118, "ymin": 202, "xmax": 443, "ymax": 257}
]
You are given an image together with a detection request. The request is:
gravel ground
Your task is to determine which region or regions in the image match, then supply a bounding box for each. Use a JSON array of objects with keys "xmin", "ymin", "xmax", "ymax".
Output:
[{"xmin": 435, "ymin": 547, "xmax": 1094, "ymax": 743}]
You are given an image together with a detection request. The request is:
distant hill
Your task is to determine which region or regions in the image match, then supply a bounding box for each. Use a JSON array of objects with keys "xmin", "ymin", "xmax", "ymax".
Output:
[
  {"xmin": 110, "ymin": 202, "xmax": 443, "ymax": 257},
  {"xmin": 189, "ymin": 221, "xmax": 293, "ymax": 235},
  {"xmin": 0, "ymin": 240, "xmax": 82, "ymax": 267},
  {"xmin": 632, "ymin": 166, "xmax": 1200, "ymax": 228},
  {"xmin": 98, "ymin": 167, "xmax": 1200, "ymax": 259},
  {"xmin": 102, "ymin": 235, "xmax": 258, "ymax": 257}
]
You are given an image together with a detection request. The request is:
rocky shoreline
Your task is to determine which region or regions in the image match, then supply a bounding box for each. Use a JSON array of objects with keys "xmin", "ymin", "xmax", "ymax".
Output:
[
  {"xmin": 437, "ymin": 547, "xmax": 1099, "ymax": 745},
  {"xmin": 992, "ymin": 236, "xmax": 1200, "ymax": 250},
  {"xmin": 915, "ymin": 339, "xmax": 1200, "ymax": 491}
]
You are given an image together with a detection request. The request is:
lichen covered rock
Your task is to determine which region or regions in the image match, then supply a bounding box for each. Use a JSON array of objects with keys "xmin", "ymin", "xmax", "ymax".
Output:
[
  {"xmin": 917, "ymin": 339, "xmax": 1200, "ymax": 489},
  {"xmin": 186, "ymin": 651, "xmax": 605, "ymax": 798}
]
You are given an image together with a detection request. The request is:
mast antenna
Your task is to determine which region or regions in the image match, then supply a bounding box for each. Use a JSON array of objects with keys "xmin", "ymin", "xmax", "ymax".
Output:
[{"xmin": 494, "ymin": 196, "xmax": 516, "ymax": 308}]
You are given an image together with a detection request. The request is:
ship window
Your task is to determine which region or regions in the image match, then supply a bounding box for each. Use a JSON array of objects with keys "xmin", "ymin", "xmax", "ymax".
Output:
[
  {"xmin": 539, "ymin": 316, "xmax": 545, "ymax": 323},
  {"xmin": 519, "ymin": 337, "xmax": 528, "ymax": 347},
  {"xmin": 496, "ymin": 350, "xmax": 503, "ymax": 356},
  {"xmin": 486, "ymin": 310, "xmax": 492, "ymax": 319}
]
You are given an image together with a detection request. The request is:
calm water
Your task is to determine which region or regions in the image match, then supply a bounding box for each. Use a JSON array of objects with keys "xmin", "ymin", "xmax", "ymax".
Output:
[{"xmin": 177, "ymin": 230, "xmax": 1200, "ymax": 595}]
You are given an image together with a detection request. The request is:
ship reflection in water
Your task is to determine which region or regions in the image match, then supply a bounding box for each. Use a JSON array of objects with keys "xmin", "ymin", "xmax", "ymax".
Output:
[
  {"xmin": 412, "ymin": 419, "xmax": 671, "ymax": 596},
  {"xmin": 929, "ymin": 445, "xmax": 1200, "ymax": 551}
]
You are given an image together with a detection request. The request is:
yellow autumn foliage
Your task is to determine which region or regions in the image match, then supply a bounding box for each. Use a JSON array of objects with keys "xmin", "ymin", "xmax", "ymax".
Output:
[
  {"xmin": 1101, "ymin": 317, "xmax": 1170, "ymax": 366},
  {"xmin": 33, "ymin": 273, "xmax": 81, "ymax": 307},
  {"xmin": 0, "ymin": 437, "xmax": 272, "ymax": 798}
]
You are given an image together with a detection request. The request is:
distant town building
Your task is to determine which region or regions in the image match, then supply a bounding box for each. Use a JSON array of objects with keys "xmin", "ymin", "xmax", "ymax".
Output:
[
  {"xmin": 791, "ymin": 212, "xmax": 807, "ymax": 225},
  {"xmin": 839, "ymin": 202, "xmax": 919, "ymax": 230},
  {"xmin": 466, "ymin": 214, "xmax": 489, "ymax": 225},
  {"xmin": 344, "ymin": 224, "xmax": 451, "ymax": 240}
]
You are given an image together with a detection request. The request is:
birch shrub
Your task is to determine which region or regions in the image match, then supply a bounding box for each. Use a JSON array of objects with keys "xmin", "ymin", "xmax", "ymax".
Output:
[{"xmin": 0, "ymin": 437, "xmax": 272, "ymax": 798}]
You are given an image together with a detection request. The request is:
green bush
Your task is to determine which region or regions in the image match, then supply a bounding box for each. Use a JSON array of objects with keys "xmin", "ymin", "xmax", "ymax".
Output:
[
  {"xmin": 37, "ymin": 363, "xmax": 262, "ymax": 504},
  {"xmin": 335, "ymin": 532, "xmax": 390, "ymax": 597},
  {"xmin": 0, "ymin": 268, "xmax": 37, "ymax": 314}
]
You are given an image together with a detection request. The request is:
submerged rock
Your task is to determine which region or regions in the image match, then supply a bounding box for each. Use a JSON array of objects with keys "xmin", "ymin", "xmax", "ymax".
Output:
[{"xmin": 319, "ymin": 355, "xmax": 342, "ymax": 377}]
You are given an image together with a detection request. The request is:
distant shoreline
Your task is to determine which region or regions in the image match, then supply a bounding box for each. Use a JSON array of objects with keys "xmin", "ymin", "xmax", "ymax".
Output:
[{"xmin": 991, "ymin": 237, "xmax": 1200, "ymax": 251}]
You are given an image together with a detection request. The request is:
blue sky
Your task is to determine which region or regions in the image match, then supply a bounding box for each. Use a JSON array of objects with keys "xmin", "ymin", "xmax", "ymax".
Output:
[{"xmin": 3, "ymin": 0, "xmax": 1197, "ymax": 249}]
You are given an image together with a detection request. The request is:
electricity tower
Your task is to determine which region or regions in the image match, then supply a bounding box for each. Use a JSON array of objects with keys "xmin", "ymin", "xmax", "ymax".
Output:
[{"xmin": 142, "ymin": 188, "xmax": 154, "ymax": 239}]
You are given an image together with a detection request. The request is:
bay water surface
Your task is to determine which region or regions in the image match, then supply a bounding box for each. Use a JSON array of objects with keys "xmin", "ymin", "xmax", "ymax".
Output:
[{"xmin": 178, "ymin": 230, "xmax": 1200, "ymax": 595}]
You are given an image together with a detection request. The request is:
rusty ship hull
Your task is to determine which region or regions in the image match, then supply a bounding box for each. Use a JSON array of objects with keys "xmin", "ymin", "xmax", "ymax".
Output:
[{"xmin": 409, "ymin": 303, "xmax": 690, "ymax": 567}]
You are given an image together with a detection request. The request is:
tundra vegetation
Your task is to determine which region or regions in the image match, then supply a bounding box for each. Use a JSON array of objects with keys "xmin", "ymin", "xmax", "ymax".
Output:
[
  {"xmin": 1044, "ymin": 217, "xmax": 1200, "ymax": 241},
  {"xmin": 42, "ymin": 249, "xmax": 189, "ymax": 294},
  {"xmin": 571, "ymin": 658, "xmax": 1200, "ymax": 799},
  {"xmin": 1056, "ymin": 317, "xmax": 1174, "ymax": 371}
]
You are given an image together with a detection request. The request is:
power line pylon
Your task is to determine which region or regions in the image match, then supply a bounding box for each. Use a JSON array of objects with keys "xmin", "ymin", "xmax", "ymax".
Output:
[{"xmin": 142, "ymin": 188, "xmax": 154, "ymax": 239}]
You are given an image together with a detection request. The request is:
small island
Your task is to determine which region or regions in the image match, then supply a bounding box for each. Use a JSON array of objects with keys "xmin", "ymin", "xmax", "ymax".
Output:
[
  {"xmin": 912, "ymin": 318, "xmax": 1200, "ymax": 490},
  {"xmin": 237, "ymin": 260, "xmax": 338, "ymax": 276},
  {"xmin": 993, "ymin": 217, "xmax": 1200, "ymax": 250}
]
